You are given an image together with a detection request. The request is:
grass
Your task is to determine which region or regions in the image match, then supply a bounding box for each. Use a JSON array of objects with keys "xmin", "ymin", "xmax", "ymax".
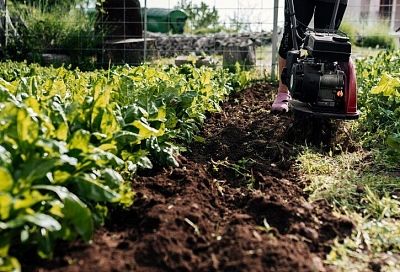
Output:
[{"xmin": 297, "ymin": 147, "xmax": 400, "ymax": 271}]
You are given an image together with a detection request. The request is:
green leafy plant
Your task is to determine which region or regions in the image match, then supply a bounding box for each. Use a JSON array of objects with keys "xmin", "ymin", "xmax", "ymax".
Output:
[
  {"xmin": 0, "ymin": 61, "xmax": 244, "ymax": 270},
  {"xmin": 356, "ymin": 50, "xmax": 400, "ymax": 156}
]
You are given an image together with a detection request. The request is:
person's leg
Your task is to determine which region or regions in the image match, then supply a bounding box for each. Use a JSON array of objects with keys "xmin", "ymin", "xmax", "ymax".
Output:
[
  {"xmin": 271, "ymin": 56, "xmax": 291, "ymax": 112},
  {"xmin": 314, "ymin": 1, "xmax": 347, "ymax": 30},
  {"xmin": 273, "ymin": 0, "xmax": 316, "ymax": 112}
]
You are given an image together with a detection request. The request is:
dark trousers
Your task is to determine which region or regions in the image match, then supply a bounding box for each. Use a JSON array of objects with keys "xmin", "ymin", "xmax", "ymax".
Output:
[{"xmin": 279, "ymin": 0, "xmax": 347, "ymax": 58}]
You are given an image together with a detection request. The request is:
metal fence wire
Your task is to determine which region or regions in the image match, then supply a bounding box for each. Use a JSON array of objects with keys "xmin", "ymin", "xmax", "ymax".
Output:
[{"xmin": 0, "ymin": 0, "xmax": 399, "ymax": 76}]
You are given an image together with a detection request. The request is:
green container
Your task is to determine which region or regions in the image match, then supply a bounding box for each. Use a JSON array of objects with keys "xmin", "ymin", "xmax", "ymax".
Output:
[{"xmin": 144, "ymin": 8, "xmax": 188, "ymax": 34}]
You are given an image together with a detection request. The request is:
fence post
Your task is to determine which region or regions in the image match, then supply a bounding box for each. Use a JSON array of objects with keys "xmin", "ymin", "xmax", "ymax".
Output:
[
  {"xmin": 143, "ymin": 0, "xmax": 147, "ymax": 63},
  {"xmin": 0, "ymin": 0, "xmax": 6, "ymax": 50},
  {"xmin": 271, "ymin": 0, "xmax": 279, "ymax": 81}
]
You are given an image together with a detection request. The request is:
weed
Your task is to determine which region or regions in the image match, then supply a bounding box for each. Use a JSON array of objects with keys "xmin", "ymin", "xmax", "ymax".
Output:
[{"xmin": 211, "ymin": 158, "xmax": 256, "ymax": 188}]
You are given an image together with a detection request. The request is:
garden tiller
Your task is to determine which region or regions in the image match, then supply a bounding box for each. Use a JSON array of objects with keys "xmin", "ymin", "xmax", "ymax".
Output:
[{"xmin": 281, "ymin": 0, "xmax": 359, "ymax": 119}]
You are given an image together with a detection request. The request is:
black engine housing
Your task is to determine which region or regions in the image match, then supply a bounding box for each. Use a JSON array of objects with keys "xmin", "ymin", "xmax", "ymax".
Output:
[
  {"xmin": 281, "ymin": 32, "xmax": 351, "ymax": 112},
  {"xmin": 289, "ymin": 60, "xmax": 345, "ymax": 110}
]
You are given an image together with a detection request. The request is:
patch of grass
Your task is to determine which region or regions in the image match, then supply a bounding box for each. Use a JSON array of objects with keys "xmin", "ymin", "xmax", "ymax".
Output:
[
  {"xmin": 298, "ymin": 148, "xmax": 400, "ymax": 271},
  {"xmin": 327, "ymin": 215, "xmax": 400, "ymax": 271}
]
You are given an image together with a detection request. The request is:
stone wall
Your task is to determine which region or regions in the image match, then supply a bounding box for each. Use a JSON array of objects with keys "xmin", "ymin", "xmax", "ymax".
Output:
[{"xmin": 147, "ymin": 32, "xmax": 272, "ymax": 57}]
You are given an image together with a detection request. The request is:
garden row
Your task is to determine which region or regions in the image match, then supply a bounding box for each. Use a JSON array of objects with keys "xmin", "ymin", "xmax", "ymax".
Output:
[{"xmin": 0, "ymin": 61, "xmax": 249, "ymax": 271}]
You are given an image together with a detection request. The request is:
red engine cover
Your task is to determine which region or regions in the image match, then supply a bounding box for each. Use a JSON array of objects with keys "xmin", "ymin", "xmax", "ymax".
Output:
[{"xmin": 343, "ymin": 58, "xmax": 359, "ymax": 116}]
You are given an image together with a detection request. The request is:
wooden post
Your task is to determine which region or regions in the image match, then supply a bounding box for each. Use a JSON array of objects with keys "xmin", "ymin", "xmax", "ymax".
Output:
[
  {"xmin": 271, "ymin": 0, "xmax": 279, "ymax": 81},
  {"xmin": 223, "ymin": 44, "xmax": 256, "ymax": 71}
]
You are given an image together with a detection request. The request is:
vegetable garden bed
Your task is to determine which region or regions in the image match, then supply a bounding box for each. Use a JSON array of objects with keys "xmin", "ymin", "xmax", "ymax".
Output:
[
  {"xmin": 2, "ymin": 50, "xmax": 399, "ymax": 271},
  {"xmin": 23, "ymin": 83, "xmax": 353, "ymax": 272}
]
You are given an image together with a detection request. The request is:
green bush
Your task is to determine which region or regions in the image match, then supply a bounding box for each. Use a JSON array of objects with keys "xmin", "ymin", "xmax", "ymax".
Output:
[
  {"xmin": 356, "ymin": 50, "xmax": 400, "ymax": 158},
  {"xmin": 358, "ymin": 32, "xmax": 396, "ymax": 49},
  {"xmin": 340, "ymin": 21, "xmax": 396, "ymax": 49},
  {"xmin": 6, "ymin": 3, "xmax": 103, "ymax": 70}
]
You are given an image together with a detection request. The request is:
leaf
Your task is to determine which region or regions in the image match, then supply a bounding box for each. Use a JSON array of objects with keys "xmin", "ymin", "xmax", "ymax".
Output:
[
  {"xmin": 149, "ymin": 106, "xmax": 167, "ymax": 122},
  {"xmin": 0, "ymin": 232, "xmax": 11, "ymax": 257},
  {"xmin": 91, "ymin": 86, "xmax": 111, "ymax": 130},
  {"xmin": 0, "ymin": 193, "xmax": 12, "ymax": 220},
  {"xmin": 133, "ymin": 120, "xmax": 165, "ymax": 139},
  {"xmin": 114, "ymin": 131, "xmax": 140, "ymax": 146},
  {"xmin": 33, "ymin": 185, "xmax": 94, "ymax": 242},
  {"xmin": 0, "ymin": 78, "xmax": 17, "ymax": 96},
  {"xmin": 70, "ymin": 176, "xmax": 120, "ymax": 202},
  {"xmin": 37, "ymin": 228, "xmax": 53, "ymax": 259},
  {"xmin": 48, "ymin": 200, "xmax": 64, "ymax": 218},
  {"xmin": 0, "ymin": 256, "xmax": 21, "ymax": 272},
  {"xmin": 85, "ymin": 150, "xmax": 124, "ymax": 168},
  {"xmin": 371, "ymin": 74, "xmax": 400, "ymax": 97},
  {"xmin": 55, "ymin": 122, "xmax": 69, "ymax": 141},
  {"xmin": 36, "ymin": 139, "xmax": 68, "ymax": 155},
  {"xmin": 68, "ymin": 130, "xmax": 91, "ymax": 153},
  {"xmin": 59, "ymin": 155, "xmax": 78, "ymax": 167},
  {"xmin": 16, "ymin": 108, "xmax": 39, "ymax": 144},
  {"xmin": 3, "ymin": 213, "xmax": 62, "ymax": 231},
  {"xmin": 24, "ymin": 97, "xmax": 41, "ymax": 114},
  {"xmin": 100, "ymin": 106, "xmax": 119, "ymax": 137},
  {"xmin": 13, "ymin": 190, "xmax": 47, "ymax": 211},
  {"xmin": 0, "ymin": 167, "xmax": 13, "ymax": 192},
  {"xmin": 123, "ymin": 105, "xmax": 148, "ymax": 123},
  {"xmin": 137, "ymin": 156, "xmax": 153, "ymax": 169},
  {"xmin": 25, "ymin": 213, "xmax": 62, "ymax": 231},
  {"xmin": 193, "ymin": 135, "xmax": 206, "ymax": 143},
  {"xmin": 52, "ymin": 80, "xmax": 67, "ymax": 98},
  {"xmin": 53, "ymin": 171, "xmax": 71, "ymax": 184},
  {"xmin": 0, "ymin": 146, "xmax": 12, "ymax": 168},
  {"xmin": 18, "ymin": 158, "xmax": 58, "ymax": 185},
  {"xmin": 98, "ymin": 143, "xmax": 117, "ymax": 153},
  {"xmin": 102, "ymin": 168, "xmax": 124, "ymax": 189},
  {"xmin": 63, "ymin": 195, "xmax": 93, "ymax": 241}
]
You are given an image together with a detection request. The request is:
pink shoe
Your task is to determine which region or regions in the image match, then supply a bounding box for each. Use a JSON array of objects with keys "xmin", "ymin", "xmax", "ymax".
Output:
[{"xmin": 272, "ymin": 92, "xmax": 291, "ymax": 112}]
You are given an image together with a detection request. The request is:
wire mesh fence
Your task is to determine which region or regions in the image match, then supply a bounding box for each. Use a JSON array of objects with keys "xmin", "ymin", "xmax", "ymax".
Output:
[{"xmin": 0, "ymin": 0, "xmax": 398, "ymax": 75}]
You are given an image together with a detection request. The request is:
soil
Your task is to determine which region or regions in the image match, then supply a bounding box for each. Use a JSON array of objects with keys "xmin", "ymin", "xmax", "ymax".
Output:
[{"xmin": 25, "ymin": 83, "xmax": 354, "ymax": 272}]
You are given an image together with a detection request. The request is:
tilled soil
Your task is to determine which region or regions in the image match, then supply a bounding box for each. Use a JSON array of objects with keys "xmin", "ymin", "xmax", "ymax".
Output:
[{"xmin": 27, "ymin": 83, "xmax": 354, "ymax": 272}]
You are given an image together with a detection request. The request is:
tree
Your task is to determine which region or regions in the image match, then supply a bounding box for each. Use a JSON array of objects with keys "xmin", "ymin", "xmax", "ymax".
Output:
[{"xmin": 177, "ymin": 1, "xmax": 219, "ymax": 30}]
